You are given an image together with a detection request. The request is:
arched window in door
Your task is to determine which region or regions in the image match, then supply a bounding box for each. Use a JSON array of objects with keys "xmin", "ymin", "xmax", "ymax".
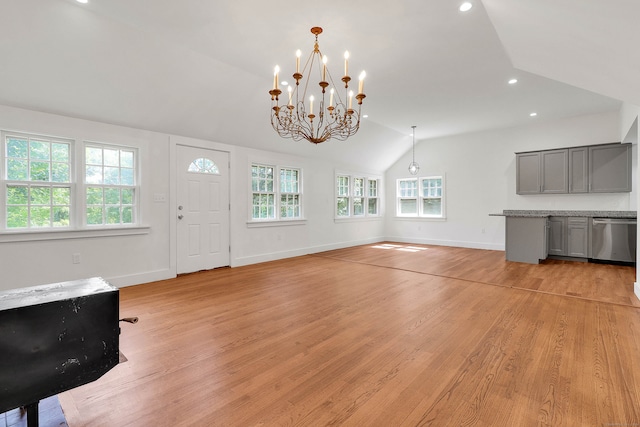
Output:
[{"xmin": 188, "ymin": 157, "xmax": 220, "ymax": 174}]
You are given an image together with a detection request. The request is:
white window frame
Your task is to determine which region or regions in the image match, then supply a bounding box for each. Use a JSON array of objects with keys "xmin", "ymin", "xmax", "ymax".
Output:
[
  {"xmin": 2, "ymin": 131, "xmax": 74, "ymax": 230},
  {"xmin": 396, "ymin": 175, "xmax": 445, "ymax": 219},
  {"xmin": 83, "ymin": 142, "xmax": 139, "ymax": 227},
  {"xmin": 335, "ymin": 172, "xmax": 382, "ymax": 220},
  {"xmin": 0, "ymin": 129, "xmax": 144, "ymax": 240},
  {"xmin": 249, "ymin": 162, "xmax": 303, "ymax": 224}
]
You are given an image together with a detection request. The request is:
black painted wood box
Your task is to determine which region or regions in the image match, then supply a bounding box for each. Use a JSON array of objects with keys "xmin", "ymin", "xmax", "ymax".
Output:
[{"xmin": 0, "ymin": 277, "xmax": 119, "ymax": 414}]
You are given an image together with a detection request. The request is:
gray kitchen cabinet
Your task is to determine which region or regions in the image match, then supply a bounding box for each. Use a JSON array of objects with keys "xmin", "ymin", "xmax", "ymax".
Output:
[
  {"xmin": 516, "ymin": 149, "xmax": 568, "ymax": 194},
  {"xmin": 541, "ymin": 150, "xmax": 568, "ymax": 193},
  {"xmin": 568, "ymin": 147, "xmax": 588, "ymax": 193},
  {"xmin": 516, "ymin": 152, "xmax": 541, "ymax": 194},
  {"xmin": 506, "ymin": 216, "xmax": 548, "ymax": 263},
  {"xmin": 548, "ymin": 216, "xmax": 589, "ymax": 258},
  {"xmin": 547, "ymin": 216, "xmax": 567, "ymax": 256},
  {"xmin": 567, "ymin": 217, "xmax": 589, "ymax": 258},
  {"xmin": 589, "ymin": 144, "xmax": 632, "ymax": 192},
  {"xmin": 516, "ymin": 143, "xmax": 631, "ymax": 195}
]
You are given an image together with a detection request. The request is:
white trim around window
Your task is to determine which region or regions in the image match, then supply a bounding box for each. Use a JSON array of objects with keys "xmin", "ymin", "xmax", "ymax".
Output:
[
  {"xmin": 396, "ymin": 175, "xmax": 446, "ymax": 219},
  {"xmin": 1, "ymin": 130, "xmax": 143, "ymax": 239},
  {"xmin": 335, "ymin": 171, "xmax": 383, "ymax": 221},
  {"xmin": 248, "ymin": 162, "xmax": 305, "ymax": 225}
]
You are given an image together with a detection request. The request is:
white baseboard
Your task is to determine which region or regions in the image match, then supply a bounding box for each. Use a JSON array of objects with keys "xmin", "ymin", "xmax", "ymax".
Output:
[
  {"xmin": 105, "ymin": 268, "xmax": 175, "ymax": 288},
  {"xmin": 102, "ymin": 237, "xmax": 389, "ymax": 287},
  {"xmin": 384, "ymin": 236, "xmax": 505, "ymax": 251},
  {"xmin": 635, "ymin": 282, "xmax": 640, "ymax": 301},
  {"xmin": 232, "ymin": 236, "xmax": 385, "ymax": 267},
  {"xmin": 100, "ymin": 238, "xmax": 502, "ymax": 288}
]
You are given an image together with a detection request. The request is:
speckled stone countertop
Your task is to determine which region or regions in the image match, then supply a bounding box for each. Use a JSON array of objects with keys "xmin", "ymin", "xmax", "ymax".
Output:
[{"xmin": 489, "ymin": 210, "xmax": 637, "ymax": 218}]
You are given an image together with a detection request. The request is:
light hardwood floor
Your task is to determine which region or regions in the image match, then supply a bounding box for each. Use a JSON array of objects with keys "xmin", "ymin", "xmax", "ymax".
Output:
[{"xmin": 59, "ymin": 243, "xmax": 640, "ymax": 426}]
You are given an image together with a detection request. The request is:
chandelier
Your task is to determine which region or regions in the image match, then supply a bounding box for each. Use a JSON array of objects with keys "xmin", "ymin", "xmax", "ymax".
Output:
[
  {"xmin": 269, "ymin": 27, "xmax": 366, "ymax": 144},
  {"xmin": 408, "ymin": 125, "xmax": 420, "ymax": 175}
]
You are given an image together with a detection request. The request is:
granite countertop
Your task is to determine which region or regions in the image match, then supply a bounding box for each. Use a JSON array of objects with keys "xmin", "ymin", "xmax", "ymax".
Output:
[{"xmin": 489, "ymin": 210, "xmax": 637, "ymax": 218}]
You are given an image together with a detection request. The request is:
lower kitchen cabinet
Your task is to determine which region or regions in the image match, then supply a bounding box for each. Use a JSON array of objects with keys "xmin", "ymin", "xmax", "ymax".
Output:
[
  {"xmin": 499, "ymin": 212, "xmax": 631, "ymax": 264},
  {"xmin": 548, "ymin": 216, "xmax": 589, "ymax": 259},
  {"xmin": 548, "ymin": 217, "xmax": 567, "ymax": 256},
  {"xmin": 505, "ymin": 217, "xmax": 548, "ymax": 263},
  {"xmin": 567, "ymin": 217, "xmax": 589, "ymax": 257}
]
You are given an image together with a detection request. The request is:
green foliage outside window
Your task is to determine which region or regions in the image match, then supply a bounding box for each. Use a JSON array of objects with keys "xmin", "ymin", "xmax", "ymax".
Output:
[
  {"xmin": 4, "ymin": 135, "xmax": 72, "ymax": 229},
  {"xmin": 3, "ymin": 133, "xmax": 137, "ymax": 230},
  {"xmin": 84, "ymin": 145, "xmax": 136, "ymax": 226},
  {"xmin": 336, "ymin": 175, "xmax": 379, "ymax": 218},
  {"xmin": 86, "ymin": 186, "xmax": 135, "ymax": 226},
  {"xmin": 6, "ymin": 185, "xmax": 71, "ymax": 228},
  {"xmin": 251, "ymin": 164, "xmax": 300, "ymax": 220}
]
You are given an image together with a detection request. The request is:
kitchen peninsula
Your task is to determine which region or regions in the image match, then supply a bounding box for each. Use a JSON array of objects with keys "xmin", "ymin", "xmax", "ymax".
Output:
[{"xmin": 491, "ymin": 210, "xmax": 637, "ymax": 264}]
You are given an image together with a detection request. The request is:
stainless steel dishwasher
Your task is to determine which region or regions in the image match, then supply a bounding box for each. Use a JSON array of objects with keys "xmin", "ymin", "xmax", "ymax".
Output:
[{"xmin": 591, "ymin": 218, "xmax": 637, "ymax": 263}]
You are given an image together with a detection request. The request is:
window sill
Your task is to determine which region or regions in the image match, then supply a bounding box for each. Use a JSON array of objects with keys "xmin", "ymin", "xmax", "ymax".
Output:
[
  {"xmin": 246, "ymin": 219, "xmax": 307, "ymax": 228},
  {"xmin": 334, "ymin": 216, "xmax": 383, "ymax": 223},
  {"xmin": 0, "ymin": 225, "xmax": 151, "ymax": 243}
]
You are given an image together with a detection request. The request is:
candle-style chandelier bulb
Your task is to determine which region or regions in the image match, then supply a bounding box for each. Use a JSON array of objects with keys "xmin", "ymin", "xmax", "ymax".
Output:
[
  {"xmin": 409, "ymin": 125, "xmax": 420, "ymax": 175},
  {"xmin": 269, "ymin": 27, "xmax": 367, "ymax": 144}
]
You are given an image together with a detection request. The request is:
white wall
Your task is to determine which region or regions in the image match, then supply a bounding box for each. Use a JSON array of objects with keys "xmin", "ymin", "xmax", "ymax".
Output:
[
  {"xmin": 231, "ymin": 149, "xmax": 385, "ymax": 266},
  {"xmin": 0, "ymin": 105, "xmax": 172, "ymax": 291},
  {"xmin": 0, "ymin": 105, "xmax": 385, "ymax": 291},
  {"xmin": 384, "ymin": 110, "xmax": 632, "ymax": 250},
  {"xmin": 170, "ymin": 134, "xmax": 385, "ymax": 268},
  {"xmin": 620, "ymin": 102, "xmax": 640, "ymax": 295}
]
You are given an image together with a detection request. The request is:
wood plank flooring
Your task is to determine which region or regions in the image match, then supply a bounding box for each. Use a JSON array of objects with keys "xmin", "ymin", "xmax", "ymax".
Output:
[{"xmin": 58, "ymin": 243, "xmax": 640, "ymax": 426}]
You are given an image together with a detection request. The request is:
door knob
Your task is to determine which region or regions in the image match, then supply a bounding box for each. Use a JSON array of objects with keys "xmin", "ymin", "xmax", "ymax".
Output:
[{"xmin": 178, "ymin": 214, "xmax": 184, "ymax": 220}]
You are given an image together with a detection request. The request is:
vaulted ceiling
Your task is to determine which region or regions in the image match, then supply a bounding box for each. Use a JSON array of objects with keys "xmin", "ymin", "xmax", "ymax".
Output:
[{"xmin": 0, "ymin": 0, "xmax": 634, "ymax": 171}]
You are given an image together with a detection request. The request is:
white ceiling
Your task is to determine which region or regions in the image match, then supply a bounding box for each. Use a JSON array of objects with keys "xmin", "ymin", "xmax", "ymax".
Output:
[{"xmin": 0, "ymin": 0, "xmax": 631, "ymax": 171}]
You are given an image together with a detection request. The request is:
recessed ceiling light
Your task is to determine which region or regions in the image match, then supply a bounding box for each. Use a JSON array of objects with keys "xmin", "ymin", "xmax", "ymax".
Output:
[
  {"xmin": 281, "ymin": 81, "xmax": 289, "ymax": 86},
  {"xmin": 459, "ymin": 2, "xmax": 473, "ymax": 12},
  {"xmin": 530, "ymin": 112, "xmax": 538, "ymax": 117},
  {"xmin": 76, "ymin": 0, "xmax": 88, "ymax": 3},
  {"xmin": 508, "ymin": 78, "xmax": 518, "ymax": 85},
  {"xmin": 363, "ymin": 115, "xmax": 369, "ymax": 118}
]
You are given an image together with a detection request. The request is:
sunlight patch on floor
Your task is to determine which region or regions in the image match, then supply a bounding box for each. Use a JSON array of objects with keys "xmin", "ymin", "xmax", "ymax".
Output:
[{"xmin": 372, "ymin": 243, "xmax": 428, "ymax": 252}]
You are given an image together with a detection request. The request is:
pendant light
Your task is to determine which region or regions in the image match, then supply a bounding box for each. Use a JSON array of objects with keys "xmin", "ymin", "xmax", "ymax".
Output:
[{"xmin": 408, "ymin": 125, "xmax": 419, "ymax": 175}]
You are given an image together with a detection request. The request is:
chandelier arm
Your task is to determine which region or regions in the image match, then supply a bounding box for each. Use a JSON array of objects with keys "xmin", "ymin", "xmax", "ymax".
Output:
[{"xmin": 325, "ymin": 67, "xmax": 346, "ymax": 106}]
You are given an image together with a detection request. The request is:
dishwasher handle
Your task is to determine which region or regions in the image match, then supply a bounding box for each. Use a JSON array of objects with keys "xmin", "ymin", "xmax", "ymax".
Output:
[{"xmin": 592, "ymin": 218, "xmax": 637, "ymax": 225}]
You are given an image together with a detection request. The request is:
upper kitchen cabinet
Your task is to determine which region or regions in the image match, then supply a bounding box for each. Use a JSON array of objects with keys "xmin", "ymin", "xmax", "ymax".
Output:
[
  {"xmin": 516, "ymin": 152, "xmax": 541, "ymax": 194},
  {"xmin": 516, "ymin": 149, "xmax": 568, "ymax": 194},
  {"xmin": 516, "ymin": 143, "xmax": 631, "ymax": 195},
  {"xmin": 589, "ymin": 143, "xmax": 632, "ymax": 192},
  {"xmin": 568, "ymin": 147, "xmax": 588, "ymax": 193},
  {"xmin": 541, "ymin": 150, "xmax": 568, "ymax": 193}
]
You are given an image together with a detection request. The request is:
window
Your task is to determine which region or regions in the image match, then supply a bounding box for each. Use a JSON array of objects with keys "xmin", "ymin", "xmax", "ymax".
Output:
[
  {"xmin": 336, "ymin": 176, "xmax": 350, "ymax": 217},
  {"xmin": 336, "ymin": 173, "xmax": 381, "ymax": 218},
  {"xmin": 397, "ymin": 176, "xmax": 445, "ymax": 218},
  {"xmin": 251, "ymin": 163, "xmax": 302, "ymax": 221},
  {"xmin": 1, "ymin": 130, "xmax": 139, "ymax": 231},
  {"xmin": 421, "ymin": 177, "xmax": 443, "ymax": 216},
  {"xmin": 4, "ymin": 133, "xmax": 72, "ymax": 229},
  {"xmin": 279, "ymin": 168, "xmax": 300, "ymax": 218},
  {"xmin": 188, "ymin": 158, "xmax": 219, "ymax": 174},
  {"xmin": 353, "ymin": 178, "xmax": 364, "ymax": 216},
  {"xmin": 85, "ymin": 144, "xmax": 137, "ymax": 226},
  {"xmin": 368, "ymin": 179, "xmax": 379, "ymax": 215}
]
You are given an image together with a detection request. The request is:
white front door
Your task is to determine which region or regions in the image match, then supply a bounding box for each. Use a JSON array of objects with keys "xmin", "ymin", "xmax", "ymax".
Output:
[{"xmin": 176, "ymin": 145, "xmax": 230, "ymax": 274}]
